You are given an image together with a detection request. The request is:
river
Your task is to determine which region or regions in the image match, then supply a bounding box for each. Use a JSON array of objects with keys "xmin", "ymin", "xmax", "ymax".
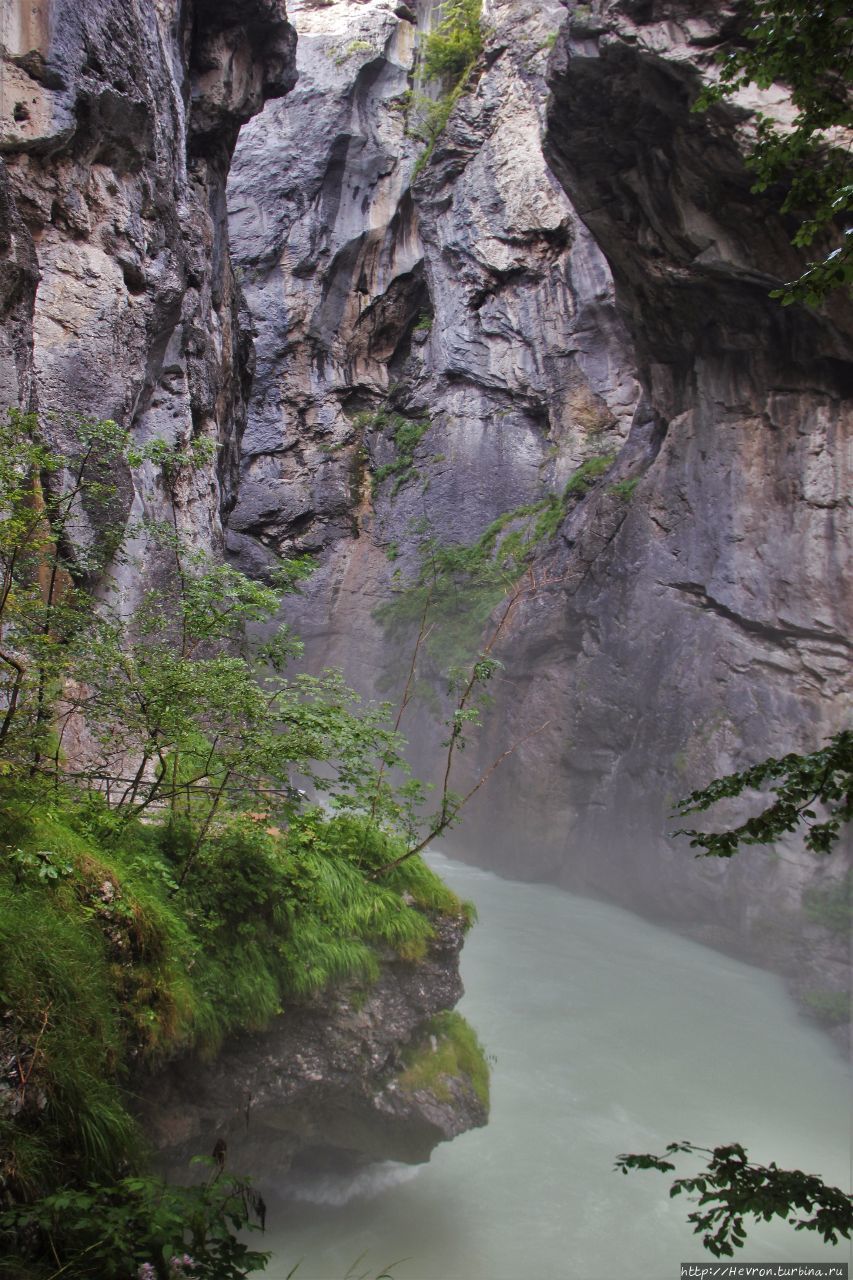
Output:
[{"xmin": 258, "ymin": 853, "xmax": 851, "ymax": 1280}]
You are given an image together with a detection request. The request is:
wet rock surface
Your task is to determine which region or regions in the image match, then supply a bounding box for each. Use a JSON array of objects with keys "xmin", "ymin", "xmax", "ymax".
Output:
[
  {"xmin": 0, "ymin": 0, "xmax": 296, "ymax": 583},
  {"xmin": 226, "ymin": 0, "xmax": 638, "ymax": 684},
  {"xmin": 138, "ymin": 915, "xmax": 487, "ymax": 1174}
]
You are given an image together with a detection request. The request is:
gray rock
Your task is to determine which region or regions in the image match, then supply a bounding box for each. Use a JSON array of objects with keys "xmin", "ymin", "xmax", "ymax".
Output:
[
  {"xmin": 228, "ymin": 0, "xmax": 851, "ymax": 1023},
  {"xmin": 0, "ymin": 0, "xmax": 296, "ymax": 597},
  {"xmin": 138, "ymin": 914, "xmax": 487, "ymax": 1174}
]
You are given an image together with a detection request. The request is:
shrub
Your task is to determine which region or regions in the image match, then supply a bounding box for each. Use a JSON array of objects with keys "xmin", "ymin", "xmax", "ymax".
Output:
[{"xmin": 421, "ymin": 0, "xmax": 482, "ymax": 81}]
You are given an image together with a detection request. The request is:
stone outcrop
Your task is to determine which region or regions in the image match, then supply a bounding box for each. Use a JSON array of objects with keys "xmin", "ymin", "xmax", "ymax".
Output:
[
  {"xmin": 139, "ymin": 915, "xmax": 488, "ymax": 1174},
  {"xmin": 227, "ymin": 0, "xmax": 851, "ymax": 1027},
  {"xmin": 0, "ymin": 0, "xmax": 296, "ymax": 577}
]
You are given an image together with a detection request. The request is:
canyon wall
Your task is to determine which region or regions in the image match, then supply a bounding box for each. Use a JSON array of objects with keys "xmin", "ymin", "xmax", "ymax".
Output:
[
  {"xmin": 227, "ymin": 0, "xmax": 851, "ymax": 1018},
  {"xmin": 0, "ymin": 0, "xmax": 486, "ymax": 1157},
  {"xmin": 0, "ymin": 0, "xmax": 296, "ymax": 579}
]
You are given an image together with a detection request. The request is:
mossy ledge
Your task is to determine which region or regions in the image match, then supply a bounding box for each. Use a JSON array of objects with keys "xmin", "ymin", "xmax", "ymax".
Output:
[
  {"xmin": 394, "ymin": 1011, "xmax": 490, "ymax": 1111},
  {"xmin": 0, "ymin": 799, "xmax": 481, "ymax": 1199}
]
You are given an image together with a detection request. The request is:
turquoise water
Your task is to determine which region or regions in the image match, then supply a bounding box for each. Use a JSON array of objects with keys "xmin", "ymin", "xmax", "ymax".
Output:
[{"xmin": 259, "ymin": 853, "xmax": 851, "ymax": 1280}]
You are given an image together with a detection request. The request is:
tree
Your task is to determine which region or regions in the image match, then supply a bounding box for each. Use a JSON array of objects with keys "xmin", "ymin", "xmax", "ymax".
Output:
[
  {"xmin": 0, "ymin": 411, "xmax": 490, "ymax": 1276},
  {"xmin": 673, "ymin": 729, "xmax": 853, "ymax": 857},
  {"xmin": 616, "ymin": 1142, "xmax": 853, "ymax": 1258},
  {"xmin": 696, "ymin": 0, "xmax": 853, "ymax": 303},
  {"xmin": 618, "ymin": 732, "xmax": 852, "ymax": 1254}
]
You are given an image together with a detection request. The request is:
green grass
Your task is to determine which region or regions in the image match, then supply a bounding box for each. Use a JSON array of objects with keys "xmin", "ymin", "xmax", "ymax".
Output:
[
  {"xmin": 607, "ymin": 476, "xmax": 640, "ymax": 500},
  {"xmin": 396, "ymin": 1010, "xmax": 490, "ymax": 1109},
  {"xmin": 0, "ymin": 796, "xmax": 472, "ymax": 1200}
]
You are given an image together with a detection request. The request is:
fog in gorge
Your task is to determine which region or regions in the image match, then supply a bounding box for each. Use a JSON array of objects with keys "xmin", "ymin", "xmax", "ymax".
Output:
[
  {"xmin": 257, "ymin": 855, "xmax": 851, "ymax": 1279},
  {"xmin": 1, "ymin": 0, "xmax": 847, "ymax": 1271},
  {"xmin": 222, "ymin": 0, "xmax": 851, "ymax": 1272}
]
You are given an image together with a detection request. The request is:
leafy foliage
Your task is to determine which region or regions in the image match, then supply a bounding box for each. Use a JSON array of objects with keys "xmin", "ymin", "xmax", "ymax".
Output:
[
  {"xmin": 0, "ymin": 410, "xmax": 485, "ymax": 1275},
  {"xmin": 695, "ymin": 0, "xmax": 853, "ymax": 303},
  {"xmin": 672, "ymin": 729, "xmax": 853, "ymax": 857},
  {"xmin": 421, "ymin": 0, "xmax": 482, "ymax": 81},
  {"xmin": 0, "ymin": 1165, "xmax": 269, "ymax": 1280},
  {"xmin": 378, "ymin": 455, "xmax": 614, "ymax": 666},
  {"xmin": 616, "ymin": 1142, "xmax": 853, "ymax": 1258}
]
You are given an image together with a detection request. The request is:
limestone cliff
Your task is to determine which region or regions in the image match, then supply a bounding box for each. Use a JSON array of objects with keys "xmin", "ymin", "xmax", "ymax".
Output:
[
  {"xmin": 226, "ymin": 0, "xmax": 851, "ymax": 1022},
  {"xmin": 0, "ymin": 0, "xmax": 296, "ymax": 575},
  {"xmin": 226, "ymin": 0, "xmax": 638, "ymax": 664}
]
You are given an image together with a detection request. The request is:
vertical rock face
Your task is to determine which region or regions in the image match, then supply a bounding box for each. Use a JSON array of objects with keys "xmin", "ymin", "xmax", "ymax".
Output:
[
  {"xmin": 228, "ymin": 0, "xmax": 850, "ymax": 1012},
  {"xmin": 525, "ymin": 0, "xmax": 852, "ymax": 964},
  {"xmin": 0, "ymin": 0, "xmax": 296, "ymax": 572},
  {"xmin": 226, "ymin": 0, "xmax": 638, "ymax": 686}
]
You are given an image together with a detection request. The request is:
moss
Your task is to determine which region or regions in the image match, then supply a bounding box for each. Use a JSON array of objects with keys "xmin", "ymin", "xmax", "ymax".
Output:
[
  {"xmin": 355, "ymin": 409, "xmax": 431, "ymax": 497},
  {"xmin": 801, "ymin": 989, "xmax": 850, "ymax": 1025},
  {"xmin": 333, "ymin": 39, "xmax": 374, "ymax": 66},
  {"xmin": 397, "ymin": 1010, "xmax": 490, "ymax": 1110},
  {"xmin": 607, "ymin": 476, "xmax": 640, "ymax": 500},
  {"xmin": 563, "ymin": 453, "xmax": 615, "ymax": 497}
]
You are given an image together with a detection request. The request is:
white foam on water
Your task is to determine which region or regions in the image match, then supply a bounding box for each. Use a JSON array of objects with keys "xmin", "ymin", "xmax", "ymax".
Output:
[{"xmin": 277, "ymin": 1161, "xmax": 423, "ymax": 1207}]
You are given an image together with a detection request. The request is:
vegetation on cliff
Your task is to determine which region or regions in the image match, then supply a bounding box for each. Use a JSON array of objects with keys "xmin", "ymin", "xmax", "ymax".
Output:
[
  {"xmin": 409, "ymin": 0, "xmax": 483, "ymax": 177},
  {"xmin": 696, "ymin": 0, "xmax": 852, "ymax": 303},
  {"xmin": 0, "ymin": 410, "xmax": 484, "ymax": 1277}
]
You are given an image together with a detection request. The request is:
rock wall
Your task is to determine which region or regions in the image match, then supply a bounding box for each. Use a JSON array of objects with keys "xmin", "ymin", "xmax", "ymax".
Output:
[
  {"xmin": 227, "ymin": 0, "xmax": 851, "ymax": 1021},
  {"xmin": 226, "ymin": 0, "xmax": 638, "ymax": 684},
  {"xmin": 0, "ymin": 0, "xmax": 296, "ymax": 579}
]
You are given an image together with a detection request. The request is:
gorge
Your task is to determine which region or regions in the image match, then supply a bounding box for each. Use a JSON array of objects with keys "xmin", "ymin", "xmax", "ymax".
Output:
[
  {"xmin": 0, "ymin": 0, "xmax": 850, "ymax": 1275},
  {"xmin": 225, "ymin": 0, "xmax": 851, "ymax": 1018}
]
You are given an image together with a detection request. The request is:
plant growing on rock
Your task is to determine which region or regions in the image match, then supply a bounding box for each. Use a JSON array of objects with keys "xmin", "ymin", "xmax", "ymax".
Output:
[
  {"xmin": 421, "ymin": 0, "xmax": 482, "ymax": 81},
  {"xmin": 695, "ymin": 0, "xmax": 853, "ymax": 303},
  {"xmin": 409, "ymin": 0, "xmax": 483, "ymax": 177},
  {"xmin": 0, "ymin": 410, "xmax": 484, "ymax": 1274}
]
